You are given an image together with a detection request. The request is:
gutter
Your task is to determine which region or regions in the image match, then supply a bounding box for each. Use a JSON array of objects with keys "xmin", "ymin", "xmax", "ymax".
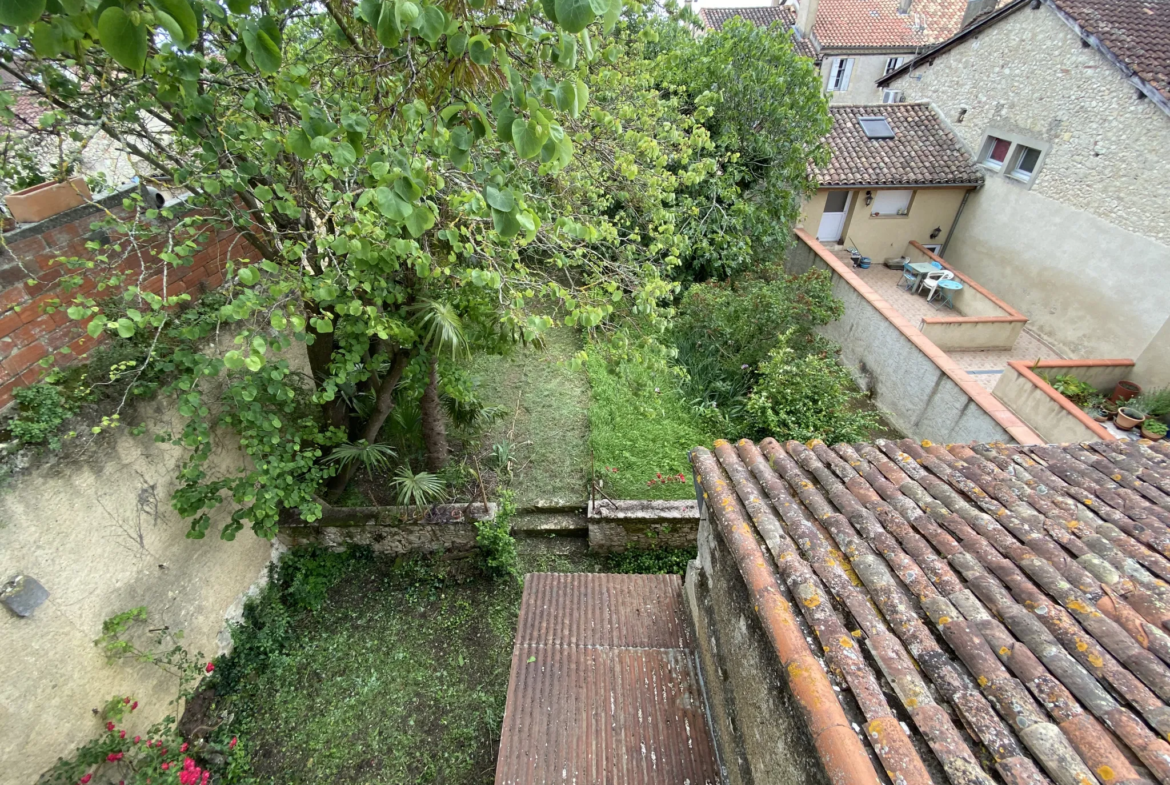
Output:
[
  {"xmin": 820, "ymin": 182, "xmax": 981, "ymax": 190},
  {"xmin": 939, "ymin": 187, "xmax": 971, "ymax": 257}
]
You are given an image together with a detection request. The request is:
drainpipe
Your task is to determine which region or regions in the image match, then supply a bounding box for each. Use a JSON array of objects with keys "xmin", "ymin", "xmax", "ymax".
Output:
[{"xmin": 940, "ymin": 187, "xmax": 972, "ymax": 258}]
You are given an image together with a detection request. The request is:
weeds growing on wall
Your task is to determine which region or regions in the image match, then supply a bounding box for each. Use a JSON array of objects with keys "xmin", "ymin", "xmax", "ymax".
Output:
[
  {"xmin": 476, "ymin": 489, "xmax": 519, "ymax": 580},
  {"xmin": 605, "ymin": 547, "xmax": 695, "ymax": 576}
]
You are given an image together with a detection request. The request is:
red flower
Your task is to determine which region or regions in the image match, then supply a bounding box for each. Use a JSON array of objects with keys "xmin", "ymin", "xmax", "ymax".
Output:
[
  {"xmin": 80, "ymin": 775, "xmax": 92, "ymax": 784},
  {"xmin": 161, "ymin": 763, "xmax": 170, "ymax": 771},
  {"xmin": 656, "ymin": 473, "xmax": 662, "ymax": 479},
  {"xmin": 205, "ymin": 662, "xmax": 215, "ymax": 673},
  {"xmin": 106, "ymin": 752, "xmax": 124, "ymax": 762},
  {"xmin": 134, "ymin": 736, "xmax": 141, "ymax": 744},
  {"xmin": 123, "ymin": 696, "xmax": 131, "ymax": 704},
  {"xmin": 229, "ymin": 736, "xmax": 238, "ymax": 749},
  {"xmin": 130, "ymin": 701, "xmax": 138, "ymax": 711},
  {"xmin": 106, "ymin": 722, "xmax": 116, "ymax": 732},
  {"xmin": 120, "ymin": 730, "xmax": 126, "ymax": 739},
  {"xmin": 146, "ymin": 740, "xmax": 153, "ymax": 747},
  {"xmin": 181, "ymin": 742, "xmax": 188, "ymax": 752}
]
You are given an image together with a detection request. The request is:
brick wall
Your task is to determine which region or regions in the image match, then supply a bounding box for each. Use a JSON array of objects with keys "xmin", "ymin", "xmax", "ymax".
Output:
[{"xmin": 0, "ymin": 189, "xmax": 255, "ymax": 408}]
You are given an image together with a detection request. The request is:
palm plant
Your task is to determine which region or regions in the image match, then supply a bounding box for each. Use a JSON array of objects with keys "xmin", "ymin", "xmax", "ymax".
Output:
[
  {"xmin": 391, "ymin": 465, "xmax": 447, "ymax": 507},
  {"xmin": 322, "ymin": 440, "xmax": 397, "ymax": 481}
]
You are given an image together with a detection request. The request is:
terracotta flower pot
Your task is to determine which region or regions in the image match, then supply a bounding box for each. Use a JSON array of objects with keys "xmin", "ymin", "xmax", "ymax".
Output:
[
  {"xmin": 1115, "ymin": 407, "xmax": 1146, "ymax": 431},
  {"xmin": 4, "ymin": 177, "xmax": 91, "ymax": 224},
  {"xmin": 1109, "ymin": 380, "xmax": 1142, "ymax": 403},
  {"xmin": 1141, "ymin": 426, "xmax": 1165, "ymax": 441}
]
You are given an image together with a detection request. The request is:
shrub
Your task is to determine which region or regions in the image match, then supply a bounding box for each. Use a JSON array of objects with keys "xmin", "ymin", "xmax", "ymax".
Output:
[
  {"xmin": 8, "ymin": 383, "xmax": 76, "ymax": 448},
  {"xmin": 746, "ymin": 334, "xmax": 878, "ymax": 444},
  {"xmin": 476, "ymin": 490, "xmax": 519, "ymax": 580},
  {"xmin": 606, "ymin": 547, "xmax": 695, "ymax": 576}
]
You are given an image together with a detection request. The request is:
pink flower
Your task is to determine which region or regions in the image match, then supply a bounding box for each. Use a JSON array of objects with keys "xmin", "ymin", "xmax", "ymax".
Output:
[
  {"xmin": 120, "ymin": 730, "xmax": 126, "ymax": 739},
  {"xmin": 146, "ymin": 740, "xmax": 153, "ymax": 747},
  {"xmin": 180, "ymin": 743, "xmax": 188, "ymax": 753},
  {"xmin": 205, "ymin": 662, "xmax": 215, "ymax": 673},
  {"xmin": 80, "ymin": 776, "xmax": 92, "ymax": 784},
  {"xmin": 106, "ymin": 722, "xmax": 116, "ymax": 732},
  {"xmin": 134, "ymin": 736, "xmax": 141, "ymax": 744},
  {"xmin": 131, "ymin": 702, "xmax": 138, "ymax": 711},
  {"xmin": 161, "ymin": 763, "xmax": 170, "ymax": 771},
  {"xmin": 229, "ymin": 736, "xmax": 238, "ymax": 749},
  {"xmin": 106, "ymin": 752, "xmax": 124, "ymax": 762},
  {"xmin": 123, "ymin": 696, "xmax": 131, "ymax": 704}
]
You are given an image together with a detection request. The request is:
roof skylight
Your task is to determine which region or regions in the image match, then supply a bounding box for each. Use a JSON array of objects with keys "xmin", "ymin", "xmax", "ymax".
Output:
[{"xmin": 859, "ymin": 116, "xmax": 895, "ymax": 139}]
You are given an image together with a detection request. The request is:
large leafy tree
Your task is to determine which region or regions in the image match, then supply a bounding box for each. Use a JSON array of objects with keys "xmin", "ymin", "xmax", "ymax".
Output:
[{"xmin": 0, "ymin": 0, "xmax": 722, "ymax": 539}]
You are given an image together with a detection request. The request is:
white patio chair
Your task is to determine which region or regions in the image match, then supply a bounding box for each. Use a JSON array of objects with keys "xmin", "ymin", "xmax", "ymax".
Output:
[{"xmin": 921, "ymin": 270, "xmax": 954, "ymax": 302}]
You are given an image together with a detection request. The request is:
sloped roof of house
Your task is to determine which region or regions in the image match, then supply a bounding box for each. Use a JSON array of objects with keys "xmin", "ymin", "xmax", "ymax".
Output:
[
  {"xmin": 698, "ymin": 5, "xmax": 817, "ymax": 57},
  {"xmin": 1050, "ymin": 0, "xmax": 1170, "ymax": 101},
  {"xmin": 817, "ymin": 103, "xmax": 983, "ymax": 186},
  {"xmin": 880, "ymin": 0, "xmax": 1170, "ymax": 109},
  {"xmin": 692, "ymin": 435, "xmax": 1170, "ymax": 785},
  {"xmin": 700, "ymin": 0, "xmax": 1011, "ymax": 53}
]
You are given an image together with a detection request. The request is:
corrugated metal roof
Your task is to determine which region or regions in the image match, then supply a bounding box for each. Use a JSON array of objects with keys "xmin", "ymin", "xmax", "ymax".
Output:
[{"xmin": 495, "ymin": 573, "xmax": 720, "ymax": 785}]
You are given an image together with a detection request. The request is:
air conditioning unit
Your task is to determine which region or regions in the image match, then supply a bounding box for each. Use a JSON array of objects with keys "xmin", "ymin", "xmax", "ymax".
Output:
[{"xmin": 882, "ymin": 89, "xmax": 903, "ymax": 103}]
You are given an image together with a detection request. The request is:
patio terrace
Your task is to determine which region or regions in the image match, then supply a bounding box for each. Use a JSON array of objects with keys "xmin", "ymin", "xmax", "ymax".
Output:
[{"xmin": 828, "ymin": 246, "xmax": 1063, "ymax": 390}]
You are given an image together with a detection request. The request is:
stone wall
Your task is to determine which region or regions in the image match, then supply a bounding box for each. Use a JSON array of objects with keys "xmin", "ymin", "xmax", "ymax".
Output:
[
  {"xmin": 890, "ymin": 1, "xmax": 1170, "ymax": 368},
  {"xmin": 276, "ymin": 503, "xmax": 496, "ymax": 557},
  {"xmin": 586, "ymin": 500, "xmax": 700, "ymax": 553},
  {"xmin": 683, "ymin": 513, "xmax": 831, "ymax": 785},
  {"xmin": 0, "ymin": 187, "xmax": 255, "ymax": 407},
  {"xmin": 0, "ymin": 395, "xmax": 277, "ymax": 785}
]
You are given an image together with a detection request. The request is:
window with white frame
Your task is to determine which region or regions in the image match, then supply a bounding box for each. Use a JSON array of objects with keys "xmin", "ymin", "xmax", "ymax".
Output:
[
  {"xmin": 980, "ymin": 136, "xmax": 1011, "ymax": 169},
  {"xmin": 884, "ymin": 56, "xmax": 904, "ymax": 75},
  {"xmin": 870, "ymin": 190, "xmax": 913, "ymax": 217},
  {"xmin": 1010, "ymin": 145, "xmax": 1042, "ymax": 181},
  {"xmin": 829, "ymin": 58, "xmax": 854, "ymax": 91}
]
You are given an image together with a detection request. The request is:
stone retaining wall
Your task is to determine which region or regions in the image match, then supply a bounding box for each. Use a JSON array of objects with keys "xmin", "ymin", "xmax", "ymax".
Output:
[
  {"xmin": 586, "ymin": 499, "xmax": 700, "ymax": 553},
  {"xmin": 277, "ymin": 503, "xmax": 497, "ymax": 556}
]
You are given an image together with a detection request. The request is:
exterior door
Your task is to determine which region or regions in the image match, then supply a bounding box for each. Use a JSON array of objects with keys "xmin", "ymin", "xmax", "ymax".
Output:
[{"xmin": 817, "ymin": 191, "xmax": 851, "ymax": 242}]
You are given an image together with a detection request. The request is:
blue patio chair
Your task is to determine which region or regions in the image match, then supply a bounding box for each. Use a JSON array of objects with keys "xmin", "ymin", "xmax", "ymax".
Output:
[
  {"xmin": 899, "ymin": 261, "xmax": 917, "ymax": 291},
  {"xmin": 930, "ymin": 261, "xmax": 943, "ymax": 270}
]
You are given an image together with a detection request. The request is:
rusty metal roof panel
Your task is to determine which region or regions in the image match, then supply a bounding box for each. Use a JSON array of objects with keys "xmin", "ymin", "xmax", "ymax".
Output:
[{"xmin": 496, "ymin": 573, "xmax": 720, "ymax": 785}]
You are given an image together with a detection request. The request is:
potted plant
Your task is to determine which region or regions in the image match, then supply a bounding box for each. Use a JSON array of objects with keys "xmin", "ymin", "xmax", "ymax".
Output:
[
  {"xmin": 1117, "ymin": 390, "xmax": 1170, "ymax": 432},
  {"xmin": 1109, "ymin": 380, "xmax": 1142, "ymax": 403},
  {"xmin": 1101, "ymin": 399, "xmax": 1120, "ymax": 418},
  {"xmin": 1142, "ymin": 421, "xmax": 1167, "ymax": 441},
  {"xmin": 1, "ymin": 149, "xmax": 88, "ymax": 225},
  {"xmin": 1083, "ymin": 406, "xmax": 1108, "ymax": 423},
  {"xmin": 1116, "ymin": 405, "xmax": 1147, "ymax": 431}
]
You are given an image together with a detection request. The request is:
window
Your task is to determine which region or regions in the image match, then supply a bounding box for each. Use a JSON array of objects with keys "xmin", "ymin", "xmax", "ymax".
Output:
[
  {"xmin": 870, "ymin": 190, "xmax": 913, "ymax": 216},
  {"xmin": 830, "ymin": 58, "xmax": 854, "ymax": 91},
  {"xmin": 1010, "ymin": 145, "xmax": 1042, "ymax": 181},
  {"xmin": 884, "ymin": 56, "xmax": 904, "ymax": 75},
  {"xmin": 858, "ymin": 116, "xmax": 895, "ymax": 139},
  {"xmin": 981, "ymin": 136, "xmax": 1011, "ymax": 169},
  {"xmin": 882, "ymin": 89, "xmax": 903, "ymax": 104}
]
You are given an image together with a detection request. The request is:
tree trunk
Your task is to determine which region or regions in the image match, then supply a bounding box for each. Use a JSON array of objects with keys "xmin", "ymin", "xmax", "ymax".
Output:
[
  {"xmin": 421, "ymin": 356, "xmax": 448, "ymax": 473},
  {"xmin": 325, "ymin": 351, "xmax": 411, "ymax": 501}
]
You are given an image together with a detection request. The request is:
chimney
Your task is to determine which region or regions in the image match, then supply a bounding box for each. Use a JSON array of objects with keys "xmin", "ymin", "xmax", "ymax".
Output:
[
  {"xmin": 898, "ymin": 0, "xmax": 912, "ymax": 12},
  {"xmin": 959, "ymin": 0, "xmax": 997, "ymax": 28},
  {"xmin": 795, "ymin": 0, "xmax": 818, "ymax": 38}
]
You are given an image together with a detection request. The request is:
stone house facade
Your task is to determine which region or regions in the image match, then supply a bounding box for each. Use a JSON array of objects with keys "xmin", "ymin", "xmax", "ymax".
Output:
[{"xmin": 880, "ymin": 0, "xmax": 1170, "ymax": 384}]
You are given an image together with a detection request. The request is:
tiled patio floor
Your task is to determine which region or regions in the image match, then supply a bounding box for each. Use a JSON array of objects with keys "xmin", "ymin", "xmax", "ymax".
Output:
[{"xmin": 830, "ymin": 250, "xmax": 1063, "ymax": 391}]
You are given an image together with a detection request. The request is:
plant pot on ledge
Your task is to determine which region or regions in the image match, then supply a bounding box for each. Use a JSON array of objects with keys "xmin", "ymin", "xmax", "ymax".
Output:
[
  {"xmin": 1142, "ymin": 422, "xmax": 1167, "ymax": 441},
  {"xmin": 3, "ymin": 177, "xmax": 91, "ymax": 224},
  {"xmin": 1109, "ymin": 380, "xmax": 1142, "ymax": 403},
  {"xmin": 1116, "ymin": 407, "xmax": 1146, "ymax": 431}
]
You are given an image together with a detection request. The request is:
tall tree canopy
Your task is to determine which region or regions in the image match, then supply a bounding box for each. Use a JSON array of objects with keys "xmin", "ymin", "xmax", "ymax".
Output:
[{"xmin": 0, "ymin": 0, "xmax": 828, "ymax": 539}]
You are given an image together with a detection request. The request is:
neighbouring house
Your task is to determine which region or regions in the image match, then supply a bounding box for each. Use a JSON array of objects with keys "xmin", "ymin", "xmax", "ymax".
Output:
[
  {"xmin": 798, "ymin": 102, "xmax": 982, "ymax": 260},
  {"xmin": 697, "ymin": 0, "xmax": 1004, "ymax": 103},
  {"xmin": 878, "ymin": 0, "xmax": 1170, "ymax": 386}
]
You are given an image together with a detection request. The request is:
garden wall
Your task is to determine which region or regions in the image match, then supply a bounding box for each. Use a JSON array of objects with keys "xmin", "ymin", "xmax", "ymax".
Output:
[
  {"xmin": 276, "ymin": 503, "xmax": 497, "ymax": 556},
  {"xmin": 586, "ymin": 499, "xmax": 699, "ymax": 553},
  {"xmin": 0, "ymin": 186, "xmax": 254, "ymax": 408},
  {"xmin": 993, "ymin": 359, "xmax": 1134, "ymax": 444},
  {"xmin": 786, "ymin": 230, "xmax": 1041, "ymax": 444},
  {"xmin": 0, "ymin": 394, "xmax": 279, "ymax": 785}
]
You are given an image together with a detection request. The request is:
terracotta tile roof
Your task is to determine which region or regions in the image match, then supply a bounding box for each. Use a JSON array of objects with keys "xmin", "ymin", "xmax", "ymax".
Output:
[
  {"xmin": 1049, "ymin": 0, "xmax": 1170, "ymax": 101},
  {"xmin": 693, "ymin": 435, "xmax": 1170, "ymax": 785},
  {"xmin": 1, "ymin": 88, "xmax": 45, "ymax": 131},
  {"xmin": 698, "ymin": 5, "xmax": 817, "ymax": 57},
  {"xmin": 817, "ymin": 102, "xmax": 983, "ymax": 186}
]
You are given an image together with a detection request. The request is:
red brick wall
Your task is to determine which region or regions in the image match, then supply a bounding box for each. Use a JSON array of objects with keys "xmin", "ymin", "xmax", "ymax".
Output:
[{"xmin": 0, "ymin": 200, "xmax": 255, "ymax": 408}]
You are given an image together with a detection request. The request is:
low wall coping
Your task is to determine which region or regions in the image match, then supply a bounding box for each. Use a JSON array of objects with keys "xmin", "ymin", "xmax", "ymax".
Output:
[
  {"xmin": 1005, "ymin": 359, "xmax": 1135, "ymax": 442},
  {"xmin": 587, "ymin": 499, "xmax": 700, "ymax": 521},
  {"xmin": 795, "ymin": 228, "xmax": 1043, "ymax": 445},
  {"xmin": 909, "ymin": 241, "xmax": 1027, "ymax": 321},
  {"xmin": 920, "ymin": 315, "xmax": 1028, "ymax": 325},
  {"xmin": 283, "ymin": 501, "xmax": 496, "ymax": 528}
]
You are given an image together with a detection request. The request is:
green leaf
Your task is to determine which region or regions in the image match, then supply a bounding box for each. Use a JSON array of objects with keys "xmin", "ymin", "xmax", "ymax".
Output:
[
  {"xmin": 115, "ymin": 317, "xmax": 135, "ymax": 338},
  {"xmin": 30, "ymin": 21, "xmax": 61, "ymax": 57},
  {"xmin": 553, "ymin": 80, "xmax": 577, "ymax": 113},
  {"xmin": 66, "ymin": 305, "xmax": 86, "ymax": 320},
  {"xmin": 97, "ymin": 7, "xmax": 147, "ymax": 73},
  {"xmin": 333, "ymin": 141, "xmax": 357, "ymax": 167},
  {"xmin": 602, "ymin": 0, "xmax": 621, "ymax": 32},
  {"xmin": 492, "ymin": 207, "xmax": 521, "ymax": 238},
  {"xmin": 541, "ymin": 0, "xmax": 557, "ymax": 23},
  {"xmin": 375, "ymin": 186, "xmax": 413, "ymax": 221},
  {"xmin": 286, "ymin": 127, "xmax": 314, "ymax": 158},
  {"xmin": 468, "ymin": 34, "xmax": 492, "ymax": 65},
  {"xmin": 484, "ymin": 185, "xmax": 514, "ymax": 212},
  {"xmin": 449, "ymin": 124, "xmax": 473, "ymax": 151},
  {"xmin": 396, "ymin": 0, "xmax": 419, "ymax": 26},
  {"xmin": 587, "ymin": 0, "xmax": 608, "ymax": 13},
  {"xmin": 0, "ymin": 0, "xmax": 45, "ymax": 27},
  {"xmin": 575, "ymin": 78, "xmax": 589, "ymax": 114},
  {"xmin": 253, "ymin": 184, "xmax": 273, "ymax": 201},
  {"xmin": 226, "ymin": 0, "xmax": 252, "ymax": 13},
  {"xmin": 554, "ymin": 33, "xmax": 576, "ymax": 69},
  {"xmin": 244, "ymin": 354, "xmax": 264, "ymax": 372},
  {"xmin": 375, "ymin": 0, "xmax": 401, "ymax": 47},
  {"xmin": 414, "ymin": 4, "xmax": 446, "ymax": 43},
  {"xmin": 151, "ymin": 0, "xmax": 197, "ymax": 46},
  {"xmin": 446, "ymin": 30, "xmax": 467, "ymax": 56},
  {"xmin": 358, "ymin": 0, "xmax": 380, "ymax": 24},
  {"xmin": 155, "ymin": 11, "xmax": 186, "ymax": 46},
  {"xmin": 394, "ymin": 175, "xmax": 421, "ymax": 202},
  {"xmin": 496, "ymin": 105, "xmax": 517, "ymax": 142},
  {"xmin": 270, "ymin": 312, "xmax": 287, "ymax": 330},
  {"xmin": 243, "ymin": 18, "xmax": 281, "ymax": 74},
  {"xmin": 512, "ymin": 117, "xmax": 549, "ymax": 159},
  {"xmin": 87, "ymin": 315, "xmax": 107, "ymax": 338},
  {"xmin": 223, "ymin": 350, "xmax": 245, "ymax": 370},
  {"xmin": 554, "ymin": 0, "xmax": 594, "ymax": 34},
  {"xmin": 238, "ymin": 266, "xmax": 260, "ymax": 285},
  {"xmin": 404, "ymin": 204, "xmax": 435, "ymax": 238}
]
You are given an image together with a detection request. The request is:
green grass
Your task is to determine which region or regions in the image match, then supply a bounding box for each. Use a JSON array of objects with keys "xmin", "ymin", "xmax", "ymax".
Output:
[
  {"xmin": 470, "ymin": 327, "xmax": 591, "ymax": 506},
  {"xmin": 585, "ymin": 350, "xmax": 715, "ymax": 500}
]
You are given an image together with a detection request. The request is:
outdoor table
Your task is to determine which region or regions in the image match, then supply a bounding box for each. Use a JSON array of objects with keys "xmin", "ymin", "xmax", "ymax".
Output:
[
  {"xmin": 933, "ymin": 278, "xmax": 963, "ymax": 309},
  {"xmin": 904, "ymin": 262, "xmax": 936, "ymax": 293}
]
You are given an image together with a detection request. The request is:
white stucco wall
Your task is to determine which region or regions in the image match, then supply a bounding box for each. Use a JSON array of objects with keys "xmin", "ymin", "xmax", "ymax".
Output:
[
  {"xmin": 823, "ymin": 53, "xmax": 911, "ymax": 105},
  {"xmin": 889, "ymin": 2, "xmax": 1170, "ymax": 367}
]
